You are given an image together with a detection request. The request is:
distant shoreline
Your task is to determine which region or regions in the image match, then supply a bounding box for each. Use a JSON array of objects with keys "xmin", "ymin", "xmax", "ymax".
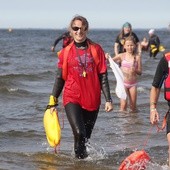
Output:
[{"xmin": 0, "ymin": 27, "xmax": 169, "ymax": 31}]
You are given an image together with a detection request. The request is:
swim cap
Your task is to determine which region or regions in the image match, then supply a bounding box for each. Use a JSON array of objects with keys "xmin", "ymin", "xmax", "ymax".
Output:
[
  {"xmin": 123, "ymin": 22, "xmax": 132, "ymax": 28},
  {"xmin": 148, "ymin": 29, "xmax": 155, "ymax": 34}
]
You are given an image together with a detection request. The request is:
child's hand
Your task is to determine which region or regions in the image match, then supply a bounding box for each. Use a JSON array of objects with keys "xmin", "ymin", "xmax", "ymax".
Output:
[{"xmin": 105, "ymin": 53, "xmax": 110, "ymax": 59}]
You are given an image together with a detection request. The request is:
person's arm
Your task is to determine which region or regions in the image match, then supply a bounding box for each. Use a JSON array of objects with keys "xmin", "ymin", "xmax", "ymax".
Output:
[
  {"xmin": 155, "ymin": 36, "xmax": 160, "ymax": 49},
  {"xmin": 99, "ymin": 72, "xmax": 112, "ymax": 101},
  {"xmin": 135, "ymin": 55, "xmax": 142, "ymax": 75},
  {"xmin": 146, "ymin": 39, "xmax": 151, "ymax": 50},
  {"xmin": 133, "ymin": 32, "xmax": 142, "ymax": 55},
  {"xmin": 47, "ymin": 68, "xmax": 65, "ymax": 109},
  {"xmin": 114, "ymin": 42, "xmax": 119, "ymax": 56},
  {"xmin": 150, "ymin": 86, "xmax": 160, "ymax": 124},
  {"xmin": 137, "ymin": 42, "xmax": 142, "ymax": 55},
  {"xmin": 52, "ymin": 68, "xmax": 65, "ymax": 97},
  {"xmin": 51, "ymin": 34, "xmax": 64, "ymax": 52},
  {"xmin": 150, "ymin": 56, "xmax": 168, "ymax": 124},
  {"xmin": 99, "ymin": 72, "xmax": 113, "ymax": 112},
  {"xmin": 112, "ymin": 53, "xmax": 122, "ymax": 65}
]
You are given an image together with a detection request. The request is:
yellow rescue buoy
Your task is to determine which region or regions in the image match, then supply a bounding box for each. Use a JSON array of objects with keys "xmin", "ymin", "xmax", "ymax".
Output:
[
  {"xmin": 150, "ymin": 44, "xmax": 165, "ymax": 53},
  {"xmin": 159, "ymin": 45, "xmax": 165, "ymax": 52},
  {"xmin": 43, "ymin": 109, "xmax": 61, "ymax": 147}
]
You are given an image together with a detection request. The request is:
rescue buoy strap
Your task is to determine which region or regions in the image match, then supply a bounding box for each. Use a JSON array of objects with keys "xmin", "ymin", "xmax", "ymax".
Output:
[
  {"xmin": 156, "ymin": 108, "xmax": 170, "ymax": 132},
  {"xmin": 46, "ymin": 104, "xmax": 58, "ymax": 110},
  {"xmin": 164, "ymin": 88, "xmax": 170, "ymax": 91}
]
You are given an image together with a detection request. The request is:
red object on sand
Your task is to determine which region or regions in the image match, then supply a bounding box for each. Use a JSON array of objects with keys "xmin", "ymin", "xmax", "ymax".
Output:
[{"xmin": 119, "ymin": 150, "xmax": 150, "ymax": 170}]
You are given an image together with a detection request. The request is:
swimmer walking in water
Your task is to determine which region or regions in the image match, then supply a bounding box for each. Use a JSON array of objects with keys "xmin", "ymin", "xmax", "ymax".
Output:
[
  {"xmin": 47, "ymin": 15, "xmax": 113, "ymax": 159},
  {"xmin": 106, "ymin": 36, "xmax": 142, "ymax": 113}
]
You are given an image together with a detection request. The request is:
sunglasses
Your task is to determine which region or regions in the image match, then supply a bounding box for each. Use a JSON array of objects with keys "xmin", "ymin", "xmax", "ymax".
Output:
[{"xmin": 72, "ymin": 26, "xmax": 86, "ymax": 31}]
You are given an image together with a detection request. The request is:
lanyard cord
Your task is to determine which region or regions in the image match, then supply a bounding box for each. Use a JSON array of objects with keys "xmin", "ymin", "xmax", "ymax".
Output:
[{"xmin": 76, "ymin": 47, "xmax": 87, "ymax": 77}]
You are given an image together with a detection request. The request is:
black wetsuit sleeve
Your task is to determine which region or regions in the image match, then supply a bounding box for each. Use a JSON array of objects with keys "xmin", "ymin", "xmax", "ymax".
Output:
[
  {"xmin": 149, "ymin": 35, "xmax": 160, "ymax": 48},
  {"xmin": 132, "ymin": 32, "xmax": 139, "ymax": 43},
  {"xmin": 52, "ymin": 68, "xmax": 65, "ymax": 98},
  {"xmin": 152, "ymin": 56, "xmax": 168, "ymax": 88},
  {"xmin": 53, "ymin": 35, "xmax": 64, "ymax": 47},
  {"xmin": 155, "ymin": 36, "xmax": 160, "ymax": 48},
  {"xmin": 99, "ymin": 72, "xmax": 112, "ymax": 102},
  {"xmin": 115, "ymin": 35, "xmax": 120, "ymax": 43}
]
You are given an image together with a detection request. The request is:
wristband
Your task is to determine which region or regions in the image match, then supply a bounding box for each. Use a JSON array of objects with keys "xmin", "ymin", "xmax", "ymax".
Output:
[
  {"xmin": 106, "ymin": 98, "xmax": 112, "ymax": 103},
  {"xmin": 150, "ymin": 108, "xmax": 157, "ymax": 112},
  {"xmin": 48, "ymin": 95, "xmax": 58, "ymax": 106},
  {"xmin": 150, "ymin": 102, "xmax": 157, "ymax": 106}
]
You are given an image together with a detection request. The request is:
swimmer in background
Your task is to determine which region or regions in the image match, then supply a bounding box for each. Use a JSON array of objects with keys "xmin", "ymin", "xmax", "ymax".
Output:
[
  {"xmin": 148, "ymin": 29, "xmax": 160, "ymax": 58},
  {"xmin": 51, "ymin": 31, "xmax": 73, "ymax": 52},
  {"xmin": 140, "ymin": 37, "xmax": 149, "ymax": 52},
  {"xmin": 114, "ymin": 22, "xmax": 141, "ymax": 56}
]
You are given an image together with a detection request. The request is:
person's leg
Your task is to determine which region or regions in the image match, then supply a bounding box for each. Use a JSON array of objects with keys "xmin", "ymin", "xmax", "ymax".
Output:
[
  {"xmin": 119, "ymin": 87, "xmax": 128, "ymax": 111},
  {"xmin": 153, "ymin": 49, "xmax": 159, "ymax": 58},
  {"xmin": 65, "ymin": 103, "xmax": 87, "ymax": 159},
  {"xmin": 83, "ymin": 109, "xmax": 99, "ymax": 140},
  {"xmin": 128, "ymin": 86, "xmax": 137, "ymax": 112},
  {"xmin": 120, "ymin": 98, "xmax": 128, "ymax": 111},
  {"xmin": 166, "ymin": 113, "xmax": 170, "ymax": 166},
  {"xmin": 149, "ymin": 50, "xmax": 152, "ymax": 58},
  {"xmin": 167, "ymin": 133, "xmax": 170, "ymax": 166}
]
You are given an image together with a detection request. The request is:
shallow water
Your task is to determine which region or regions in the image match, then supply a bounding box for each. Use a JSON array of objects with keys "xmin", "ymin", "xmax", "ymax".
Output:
[{"xmin": 1, "ymin": 28, "xmax": 170, "ymax": 170}]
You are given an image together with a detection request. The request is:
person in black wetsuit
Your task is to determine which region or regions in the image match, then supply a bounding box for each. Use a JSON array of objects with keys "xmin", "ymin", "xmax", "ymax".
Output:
[
  {"xmin": 150, "ymin": 52, "xmax": 170, "ymax": 166},
  {"xmin": 147, "ymin": 29, "xmax": 160, "ymax": 58},
  {"xmin": 114, "ymin": 22, "xmax": 141, "ymax": 56},
  {"xmin": 47, "ymin": 15, "xmax": 113, "ymax": 159},
  {"xmin": 51, "ymin": 31, "xmax": 73, "ymax": 52}
]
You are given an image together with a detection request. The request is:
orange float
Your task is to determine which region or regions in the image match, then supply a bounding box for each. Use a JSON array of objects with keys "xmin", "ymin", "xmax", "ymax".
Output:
[{"xmin": 119, "ymin": 150, "xmax": 150, "ymax": 170}]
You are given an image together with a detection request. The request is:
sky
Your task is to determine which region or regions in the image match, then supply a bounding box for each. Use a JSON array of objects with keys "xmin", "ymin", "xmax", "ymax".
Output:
[{"xmin": 1, "ymin": 0, "xmax": 170, "ymax": 29}]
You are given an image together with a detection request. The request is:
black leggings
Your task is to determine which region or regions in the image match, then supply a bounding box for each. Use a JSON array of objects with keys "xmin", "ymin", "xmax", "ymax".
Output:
[
  {"xmin": 150, "ymin": 49, "xmax": 159, "ymax": 58},
  {"xmin": 65, "ymin": 103, "xmax": 99, "ymax": 159}
]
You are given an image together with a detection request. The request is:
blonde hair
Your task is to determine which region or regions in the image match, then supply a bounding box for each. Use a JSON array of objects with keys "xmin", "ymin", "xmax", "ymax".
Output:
[{"xmin": 124, "ymin": 36, "xmax": 137, "ymax": 45}]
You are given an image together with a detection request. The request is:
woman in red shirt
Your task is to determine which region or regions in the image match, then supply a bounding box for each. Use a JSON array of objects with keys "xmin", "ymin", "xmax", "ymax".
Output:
[{"xmin": 47, "ymin": 15, "xmax": 113, "ymax": 159}]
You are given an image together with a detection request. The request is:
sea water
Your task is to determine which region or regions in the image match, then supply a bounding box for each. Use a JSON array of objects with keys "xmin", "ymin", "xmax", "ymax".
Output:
[{"xmin": 1, "ymin": 28, "xmax": 170, "ymax": 170}]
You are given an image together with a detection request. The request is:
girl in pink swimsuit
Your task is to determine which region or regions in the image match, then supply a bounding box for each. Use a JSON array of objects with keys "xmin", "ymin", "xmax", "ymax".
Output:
[{"xmin": 106, "ymin": 36, "xmax": 142, "ymax": 112}]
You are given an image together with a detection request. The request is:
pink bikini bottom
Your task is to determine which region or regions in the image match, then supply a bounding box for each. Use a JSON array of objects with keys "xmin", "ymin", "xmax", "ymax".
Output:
[{"xmin": 124, "ymin": 81, "xmax": 137, "ymax": 89}]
